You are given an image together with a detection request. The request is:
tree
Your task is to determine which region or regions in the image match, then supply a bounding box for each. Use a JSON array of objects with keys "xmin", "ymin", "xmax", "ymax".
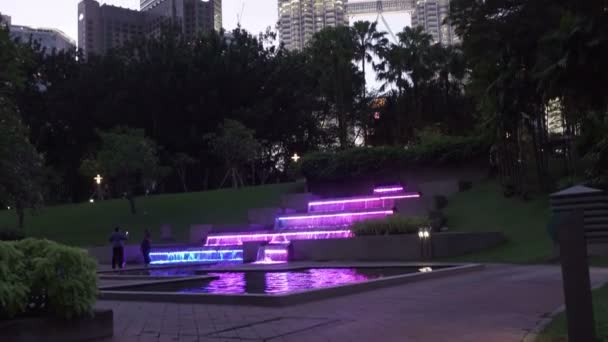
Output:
[
  {"xmin": 308, "ymin": 26, "xmax": 361, "ymax": 148},
  {"xmin": 172, "ymin": 152, "xmax": 196, "ymax": 192},
  {"xmin": 81, "ymin": 127, "xmax": 162, "ymax": 214},
  {"xmin": 204, "ymin": 119, "xmax": 261, "ymax": 189},
  {"xmin": 0, "ymin": 23, "xmax": 45, "ymax": 230},
  {"xmin": 352, "ymin": 21, "xmax": 388, "ymax": 100},
  {"xmin": 0, "ymin": 100, "xmax": 45, "ymax": 229}
]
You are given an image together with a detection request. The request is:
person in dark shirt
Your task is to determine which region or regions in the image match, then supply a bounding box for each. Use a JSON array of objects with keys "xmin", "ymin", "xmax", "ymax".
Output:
[
  {"xmin": 141, "ymin": 229, "xmax": 152, "ymax": 266},
  {"xmin": 109, "ymin": 227, "xmax": 127, "ymax": 269}
]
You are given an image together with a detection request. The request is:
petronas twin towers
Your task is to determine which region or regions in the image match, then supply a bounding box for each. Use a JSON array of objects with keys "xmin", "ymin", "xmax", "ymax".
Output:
[{"xmin": 278, "ymin": 0, "xmax": 348, "ymax": 50}]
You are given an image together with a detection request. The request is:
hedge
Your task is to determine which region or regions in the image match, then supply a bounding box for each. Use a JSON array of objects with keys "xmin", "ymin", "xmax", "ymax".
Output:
[
  {"xmin": 352, "ymin": 215, "xmax": 430, "ymax": 236},
  {"xmin": 300, "ymin": 135, "xmax": 488, "ymax": 182},
  {"xmin": 0, "ymin": 239, "xmax": 97, "ymax": 319}
]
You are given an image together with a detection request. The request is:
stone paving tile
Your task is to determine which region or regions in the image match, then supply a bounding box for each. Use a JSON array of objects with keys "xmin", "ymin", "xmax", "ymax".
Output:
[{"xmin": 99, "ymin": 264, "xmax": 608, "ymax": 342}]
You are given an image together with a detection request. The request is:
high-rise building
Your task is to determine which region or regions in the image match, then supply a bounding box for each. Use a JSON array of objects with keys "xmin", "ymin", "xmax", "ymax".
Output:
[
  {"xmin": 78, "ymin": 0, "xmax": 221, "ymax": 56},
  {"xmin": 1, "ymin": 14, "xmax": 11, "ymax": 26},
  {"xmin": 278, "ymin": 0, "xmax": 348, "ymax": 51},
  {"xmin": 411, "ymin": 0, "xmax": 459, "ymax": 45},
  {"xmin": 10, "ymin": 25, "xmax": 75, "ymax": 53}
]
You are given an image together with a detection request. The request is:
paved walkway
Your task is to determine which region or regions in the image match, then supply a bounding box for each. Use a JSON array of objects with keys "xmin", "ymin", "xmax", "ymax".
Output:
[{"xmin": 98, "ymin": 264, "xmax": 608, "ymax": 342}]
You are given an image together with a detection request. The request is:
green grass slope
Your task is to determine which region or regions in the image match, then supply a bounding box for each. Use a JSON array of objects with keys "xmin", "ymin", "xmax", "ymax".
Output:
[
  {"xmin": 0, "ymin": 182, "xmax": 304, "ymax": 247},
  {"xmin": 444, "ymin": 181, "xmax": 552, "ymax": 263},
  {"xmin": 536, "ymin": 283, "xmax": 608, "ymax": 341}
]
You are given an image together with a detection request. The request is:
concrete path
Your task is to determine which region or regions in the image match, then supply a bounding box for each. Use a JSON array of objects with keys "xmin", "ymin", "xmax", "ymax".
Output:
[{"xmin": 98, "ymin": 264, "xmax": 608, "ymax": 342}]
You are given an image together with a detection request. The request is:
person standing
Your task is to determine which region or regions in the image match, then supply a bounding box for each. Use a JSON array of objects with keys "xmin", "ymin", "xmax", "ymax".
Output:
[
  {"xmin": 109, "ymin": 227, "xmax": 127, "ymax": 269},
  {"xmin": 141, "ymin": 229, "xmax": 152, "ymax": 266}
]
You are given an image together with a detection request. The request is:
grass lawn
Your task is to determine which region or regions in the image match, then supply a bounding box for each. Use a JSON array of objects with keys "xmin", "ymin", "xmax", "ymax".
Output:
[
  {"xmin": 444, "ymin": 181, "xmax": 553, "ymax": 263},
  {"xmin": 535, "ymin": 283, "xmax": 608, "ymax": 341},
  {"xmin": 0, "ymin": 182, "xmax": 304, "ymax": 247}
]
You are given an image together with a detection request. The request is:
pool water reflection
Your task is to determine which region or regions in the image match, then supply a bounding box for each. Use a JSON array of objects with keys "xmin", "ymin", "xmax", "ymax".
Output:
[{"xmin": 174, "ymin": 267, "xmax": 423, "ymax": 294}]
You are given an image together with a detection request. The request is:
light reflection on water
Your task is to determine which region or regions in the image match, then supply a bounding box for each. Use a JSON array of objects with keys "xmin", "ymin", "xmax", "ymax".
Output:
[{"xmin": 179, "ymin": 268, "xmax": 415, "ymax": 295}]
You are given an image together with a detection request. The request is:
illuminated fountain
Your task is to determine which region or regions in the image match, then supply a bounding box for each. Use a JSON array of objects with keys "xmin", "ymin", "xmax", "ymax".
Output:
[
  {"xmin": 275, "ymin": 210, "xmax": 394, "ymax": 229},
  {"xmin": 149, "ymin": 248, "xmax": 243, "ymax": 265},
  {"xmin": 205, "ymin": 230, "xmax": 354, "ymax": 247},
  {"xmin": 254, "ymin": 244, "xmax": 290, "ymax": 264},
  {"xmin": 306, "ymin": 193, "xmax": 420, "ymax": 213},
  {"xmin": 150, "ymin": 183, "xmax": 419, "ymax": 264},
  {"xmin": 373, "ymin": 185, "xmax": 405, "ymax": 194}
]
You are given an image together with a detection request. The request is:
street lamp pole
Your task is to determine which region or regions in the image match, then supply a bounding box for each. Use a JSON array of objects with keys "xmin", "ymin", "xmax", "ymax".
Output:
[{"xmin": 94, "ymin": 174, "xmax": 103, "ymax": 200}]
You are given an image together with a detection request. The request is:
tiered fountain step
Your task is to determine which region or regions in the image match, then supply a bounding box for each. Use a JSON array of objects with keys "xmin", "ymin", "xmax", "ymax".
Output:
[
  {"xmin": 254, "ymin": 243, "xmax": 290, "ymax": 264},
  {"xmin": 149, "ymin": 246, "xmax": 243, "ymax": 264},
  {"xmin": 204, "ymin": 229, "xmax": 354, "ymax": 247},
  {"xmin": 274, "ymin": 209, "xmax": 395, "ymax": 230},
  {"xmin": 307, "ymin": 192, "xmax": 420, "ymax": 213}
]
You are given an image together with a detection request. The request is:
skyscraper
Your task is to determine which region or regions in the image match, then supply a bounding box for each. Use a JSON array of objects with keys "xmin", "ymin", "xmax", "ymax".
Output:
[
  {"xmin": 1, "ymin": 14, "xmax": 11, "ymax": 26},
  {"xmin": 411, "ymin": 0, "xmax": 459, "ymax": 45},
  {"xmin": 278, "ymin": 0, "xmax": 348, "ymax": 51},
  {"xmin": 78, "ymin": 0, "xmax": 221, "ymax": 56},
  {"xmin": 10, "ymin": 25, "xmax": 75, "ymax": 54}
]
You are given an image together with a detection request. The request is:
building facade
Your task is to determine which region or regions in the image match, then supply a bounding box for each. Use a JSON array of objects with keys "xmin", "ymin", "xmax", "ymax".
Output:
[
  {"xmin": 278, "ymin": 0, "xmax": 348, "ymax": 51},
  {"xmin": 10, "ymin": 25, "xmax": 75, "ymax": 53},
  {"xmin": 411, "ymin": 0, "xmax": 459, "ymax": 45},
  {"xmin": 78, "ymin": 0, "xmax": 221, "ymax": 56},
  {"xmin": 1, "ymin": 14, "xmax": 11, "ymax": 26}
]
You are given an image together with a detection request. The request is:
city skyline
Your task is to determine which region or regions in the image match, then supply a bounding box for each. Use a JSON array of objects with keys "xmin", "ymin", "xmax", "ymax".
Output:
[{"xmin": 0, "ymin": 0, "xmax": 278, "ymax": 44}]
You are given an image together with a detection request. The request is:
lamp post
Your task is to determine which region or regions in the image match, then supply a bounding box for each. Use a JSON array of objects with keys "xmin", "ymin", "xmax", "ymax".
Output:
[
  {"xmin": 418, "ymin": 227, "xmax": 432, "ymax": 260},
  {"xmin": 94, "ymin": 174, "xmax": 103, "ymax": 200},
  {"xmin": 291, "ymin": 153, "xmax": 300, "ymax": 163}
]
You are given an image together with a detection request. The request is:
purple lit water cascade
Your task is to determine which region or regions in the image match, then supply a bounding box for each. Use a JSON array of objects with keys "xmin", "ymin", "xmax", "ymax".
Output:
[
  {"xmin": 150, "ymin": 184, "xmax": 419, "ymax": 264},
  {"xmin": 254, "ymin": 244, "xmax": 290, "ymax": 264}
]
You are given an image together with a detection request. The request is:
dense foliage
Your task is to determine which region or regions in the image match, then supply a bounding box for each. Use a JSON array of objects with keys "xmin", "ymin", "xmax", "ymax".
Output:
[
  {"xmin": 301, "ymin": 133, "xmax": 488, "ymax": 181},
  {"xmin": 449, "ymin": 0, "xmax": 608, "ymax": 191},
  {"xmin": 3, "ymin": 0, "xmax": 607, "ymax": 223},
  {"xmin": 0, "ymin": 239, "xmax": 97, "ymax": 319},
  {"xmin": 352, "ymin": 215, "xmax": 430, "ymax": 236},
  {"xmin": 0, "ymin": 18, "xmax": 475, "ymax": 215}
]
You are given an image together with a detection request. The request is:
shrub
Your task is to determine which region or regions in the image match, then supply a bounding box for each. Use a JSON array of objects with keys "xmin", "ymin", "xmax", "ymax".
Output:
[
  {"xmin": 0, "ymin": 239, "xmax": 98, "ymax": 320},
  {"xmin": 433, "ymin": 195, "xmax": 448, "ymax": 210},
  {"xmin": 428, "ymin": 210, "xmax": 447, "ymax": 231},
  {"xmin": 458, "ymin": 180, "xmax": 473, "ymax": 192},
  {"xmin": 0, "ymin": 242, "xmax": 29, "ymax": 318},
  {"xmin": 30, "ymin": 243, "xmax": 98, "ymax": 319},
  {"xmin": 300, "ymin": 135, "xmax": 488, "ymax": 182},
  {"xmin": 352, "ymin": 215, "xmax": 430, "ymax": 236},
  {"xmin": 0, "ymin": 228, "xmax": 25, "ymax": 241}
]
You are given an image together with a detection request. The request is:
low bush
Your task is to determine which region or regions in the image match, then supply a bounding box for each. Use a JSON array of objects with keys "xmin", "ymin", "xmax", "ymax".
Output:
[
  {"xmin": 458, "ymin": 180, "xmax": 473, "ymax": 192},
  {"xmin": 428, "ymin": 210, "xmax": 447, "ymax": 231},
  {"xmin": 352, "ymin": 215, "xmax": 430, "ymax": 236},
  {"xmin": 0, "ymin": 239, "xmax": 97, "ymax": 320},
  {"xmin": 0, "ymin": 242, "xmax": 29, "ymax": 318},
  {"xmin": 433, "ymin": 195, "xmax": 448, "ymax": 210},
  {"xmin": 300, "ymin": 135, "xmax": 488, "ymax": 182},
  {"xmin": 0, "ymin": 228, "xmax": 25, "ymax": 241}
]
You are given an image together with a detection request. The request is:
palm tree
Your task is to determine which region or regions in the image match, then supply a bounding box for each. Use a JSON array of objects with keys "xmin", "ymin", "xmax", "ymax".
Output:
[
  {"xmin": 431, "ymin": 44, "xmax": 466, "ymax": 109},
  {"xmin": 308, "ymin": 26, "xmax": 358, "ymax": 148},
  {"xmin": 352, "ymin": 21, "xmax": 388, "ymax": 100}
]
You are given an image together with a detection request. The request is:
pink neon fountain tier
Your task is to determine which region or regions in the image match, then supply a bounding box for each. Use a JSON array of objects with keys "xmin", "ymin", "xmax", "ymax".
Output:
[
  {"xmin": 307, "ymin": 193, "xmax": 420, "ymax": 213},
  {"xmin": 373, "ymin": 185, "xmax": 405, "ymax": 194},
  {"xmin": 254, "ymin": 245, "xmax": 289, "ymax": 264},
  {"xmin": 275, "ymin": 210, "xmax": 394, "ymax": 230},
  {"xmin": 205, "ymin": 230, "xmax": 354, "ymax": 247}
]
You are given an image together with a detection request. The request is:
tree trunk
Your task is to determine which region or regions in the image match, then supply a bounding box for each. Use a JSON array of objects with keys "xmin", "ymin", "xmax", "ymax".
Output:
[
  {"xmin": 126, "ymin": 191, "xmax": 136, "ymax": 214},
  {"xmin": 203, "ymin": 168, "xmax": 209, "ymax": 190},
  {"xmin": 361, "ymin": 58, "xmax": 366, "ymax": 101},
  {"xmin": 178, "ymin": 168, "xmax": 188, "ymax": 192},
  {"xmin": 231, "ymin": 168, "xmax": 239, "ymax": 189},
  {"xmin": 16, "ymin": 202, "xmax": 25, "ymax": 230}
]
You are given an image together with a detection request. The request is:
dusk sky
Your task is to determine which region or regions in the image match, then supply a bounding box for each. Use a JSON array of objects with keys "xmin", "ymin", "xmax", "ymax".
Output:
[
  {"xmin": 0, "ymin": 0, "xmax": 408, "ymax": 90},
  {"xmin": 0, "ymin": 0, "xmax": 279, "ymax": 41}
]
